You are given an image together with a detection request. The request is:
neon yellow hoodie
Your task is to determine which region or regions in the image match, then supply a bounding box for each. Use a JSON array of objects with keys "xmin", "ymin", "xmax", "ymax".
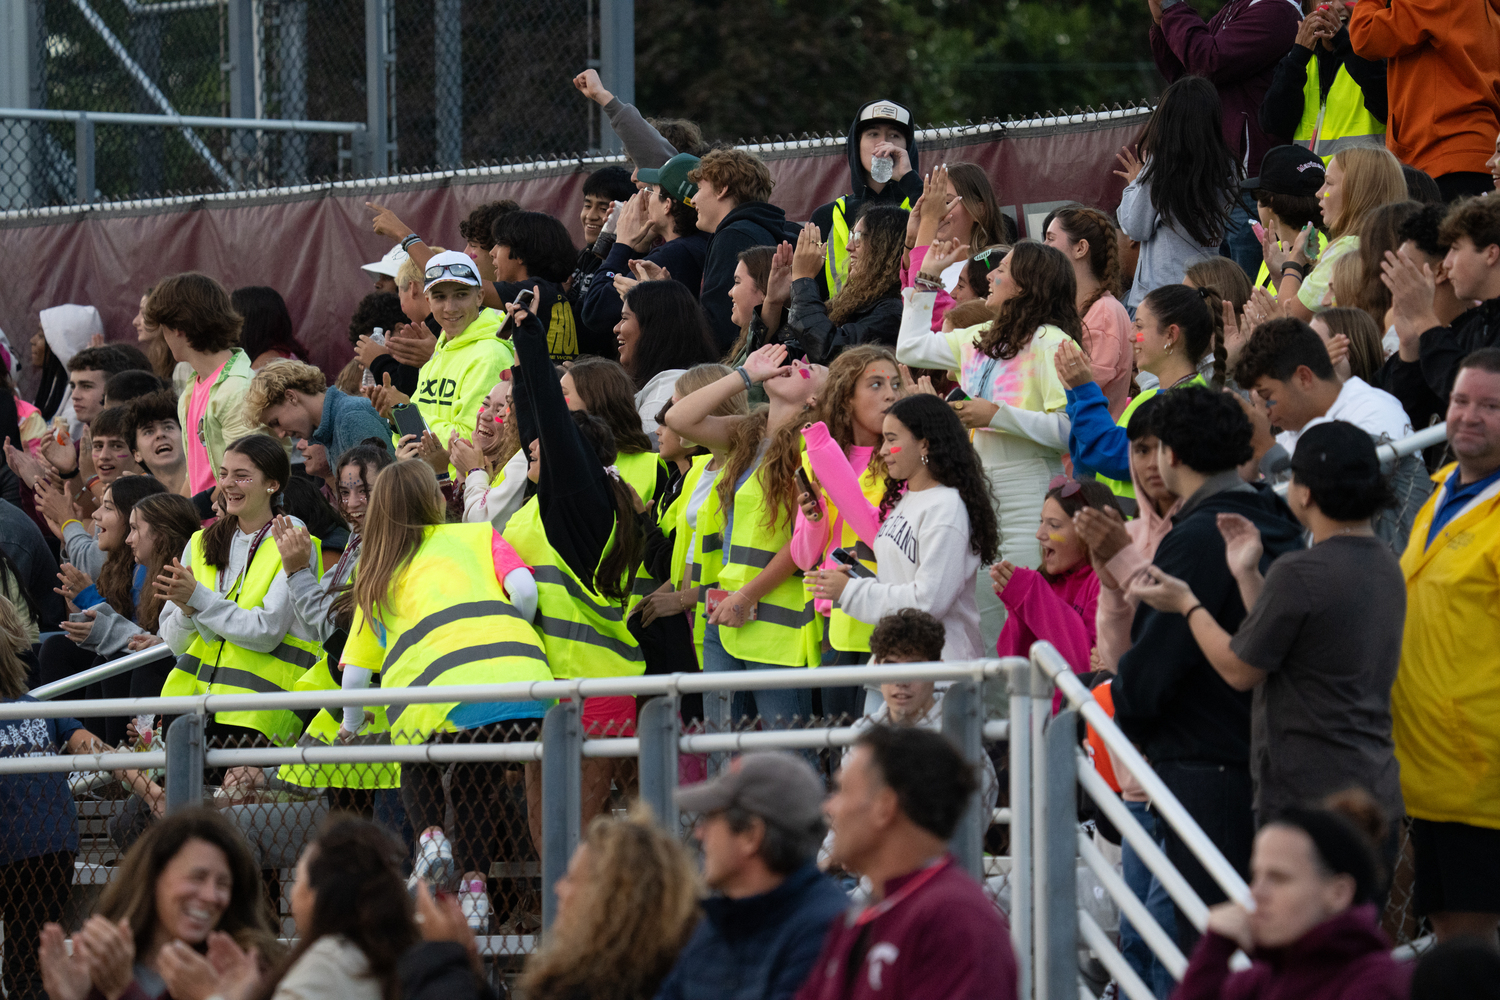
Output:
[{"xmin": 413, "ymin": 307, "xmax": 514, "ymax": 450}]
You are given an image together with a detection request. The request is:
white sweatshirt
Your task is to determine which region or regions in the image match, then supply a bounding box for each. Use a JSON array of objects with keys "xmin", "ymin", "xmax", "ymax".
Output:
[{"xmin": 837, "ymin": 485, "xmax": 983, "ymax": 659}]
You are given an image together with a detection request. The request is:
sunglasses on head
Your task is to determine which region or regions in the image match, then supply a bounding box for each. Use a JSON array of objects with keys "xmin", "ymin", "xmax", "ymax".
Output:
[
  {"xmin": 424, "ymin": 262, "xmax": 479, "ymax": 283},
  {"xmin": 1048, "ymin": 474, "xmax": 1082, "ymax": 498}
]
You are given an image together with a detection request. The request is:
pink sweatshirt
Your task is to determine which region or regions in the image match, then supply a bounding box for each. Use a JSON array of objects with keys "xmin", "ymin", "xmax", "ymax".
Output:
[
  {"xmin": 900, "ymin": 245, "xmax": 957, "ymax": 331},
  {"xmin": 995, "ymin": 562, "xmax": 1100, "ymax": 675},
  {"xmin": 794, "ymin": 422, "xmax": 880, "ymax": 615},
  {"xmin": 1082, "ymin": 294, "xmax": 1134, "ymax": 419}
]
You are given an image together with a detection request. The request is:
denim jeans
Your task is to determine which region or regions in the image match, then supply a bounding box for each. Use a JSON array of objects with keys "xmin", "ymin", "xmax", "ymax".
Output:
[
  {"xmin": 1120, "ymin": 800, "xmax": 1178, "ymax": 1000},
  {"xmin": 701, "ymin": 623, "xmax": 813, "ymax": 728},
  {"xmin": 1221, "ymin": 190, "xmax": 1263, "ymax": 281}
]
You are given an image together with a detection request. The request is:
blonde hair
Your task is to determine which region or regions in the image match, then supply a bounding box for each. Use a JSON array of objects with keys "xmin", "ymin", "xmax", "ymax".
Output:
[
  {"xmin": 1328, "ymin": 148, "xmax": 1407, "ymax": 241},
  {"xmin": 520, "ymin": 805, "xmax": 699, "ymax": 1000},
  {"xmin": 0, "ymin": 597, "xmax": 30, "ymax": 699},
  {"xmin": 244, "ymin": 359, "xmax": 327, "ymax": 424},
  {"xmin": 675, "ymin": 364, "xmax": 748, "ymax": 419},
  {"xmin": 350, "ymin": 461, "xmax": 445, "ymax": 624},
  {"xmin": 1328, "ymin": 252, "xmax": 1361, "ymax": 310},
  {"xmin": 396, "ymin": 246, "xmax": 446, "ymax": 291}
]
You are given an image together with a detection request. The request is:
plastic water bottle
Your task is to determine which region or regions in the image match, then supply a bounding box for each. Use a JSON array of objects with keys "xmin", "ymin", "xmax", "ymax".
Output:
[
  {"xmin": 460, "ymin": 879, "xmax": 490, "ymax": 933},
  {"xmin": 870, "ymin": 154, "xmax": 894, "ymax": 184},
  {"xmin": 133, "ymin": 714, "xmax": 155, "ymax": 748},
  {"xmin": 360, "ymin": 328, "xmax": 386, "ymax": 389}
]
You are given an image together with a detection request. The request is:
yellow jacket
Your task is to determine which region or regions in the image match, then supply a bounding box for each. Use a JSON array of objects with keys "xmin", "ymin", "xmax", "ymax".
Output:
[{"xmin": 1394, "ymin": 463, "xmax": 1500, "ymax": 828}]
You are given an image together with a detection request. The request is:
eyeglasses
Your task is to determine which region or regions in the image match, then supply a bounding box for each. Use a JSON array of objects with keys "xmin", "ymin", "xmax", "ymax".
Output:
[
  {"xmin": 848, "ymin": 230, "xmax": 863, "ymax": 244},
  {"xmin": 1048, "ymin": 474, "xmax": 1082, "ymax": 498},
  {"xmin": 424, "ymin": 262, "xmax": 479, "ymax": 284}
]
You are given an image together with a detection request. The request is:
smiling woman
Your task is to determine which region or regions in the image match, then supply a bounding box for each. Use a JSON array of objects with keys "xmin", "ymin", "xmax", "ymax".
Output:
[{"xmin": 38, "ymin": 807, "xmax": 280, "ymax": 1000}]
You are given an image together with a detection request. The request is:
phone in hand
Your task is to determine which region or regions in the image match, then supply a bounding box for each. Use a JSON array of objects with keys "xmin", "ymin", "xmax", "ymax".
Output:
[
  {"xmin": 795, "ymin": 468, "xmax": 820, "ymax": 515},
  {"xmin": 513, "ymin": 288, "xmax": 536, "ymax": 311},
  {"xmin": 390, "ymin": 403, "xmax": 429, "ymax": 442},
  {"xmin": 831, "ymin": 547, "xmax": 876, "ymax": 579},
  {"xmin": 945, "ymin": 386, "xmax": 970, "ymax": 403}
]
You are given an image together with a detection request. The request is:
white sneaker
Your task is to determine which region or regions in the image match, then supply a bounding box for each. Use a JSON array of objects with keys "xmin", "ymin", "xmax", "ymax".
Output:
[
  {"xmin": 408, "ymin": 830, "xmax": 456, "ymax": 890},
  {"xmin": 460, "ymin": 879, "xmax": 491, "ymax": 933}
]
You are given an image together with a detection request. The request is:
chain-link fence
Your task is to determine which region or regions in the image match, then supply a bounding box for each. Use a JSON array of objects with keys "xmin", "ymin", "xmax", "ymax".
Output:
[{"xmin": 5, "ymin": 0, "xmax": 595, "ymax": 208}]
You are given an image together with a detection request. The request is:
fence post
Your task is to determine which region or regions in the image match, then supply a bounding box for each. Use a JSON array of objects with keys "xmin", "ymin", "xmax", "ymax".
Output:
[
  {"xmin": 226, "ymin": 0, "xmax": 257, "ymax": 185},
  {"xmin": 363, "ymin": 0, "xmax": 393, "ymax": 175},
  {"xmin": 540, "ymin": 700, "xmax": 582, "ymax": 933},
  {"xmin": 1037, "ymin": 706, "xmax": 1079, "ymax": 1000},
  {"xmin": 637, "ymin": 695, "xmax": 680, "ymax": 828},
  {"xmin": 597, "ymin": 0, "xmax": 634, "ymax": 155},
  {"xmin": 164, "ymin": 713, "xmax": 204, "ymax": 813},
  {"xmin": 1005, "ymin": 660, "xmax": 1035, "ymax": 1000},
  {"xmin": 74, "ymin": 114, "xmax": 94, "ymax": 205},
  {"xmin": 941, "ymin": 679, "xmax": 984, "ymax": 880},
  {"xmin": 1028, "ymin": 658, "xmax": 1055, "ymax": 1000}
]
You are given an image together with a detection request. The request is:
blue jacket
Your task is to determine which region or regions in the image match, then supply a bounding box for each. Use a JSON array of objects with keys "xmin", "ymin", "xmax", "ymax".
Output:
[
  {"xmin": 1066, "ymin": 380, "xmax": 1137, "ymax": 482},
  {"xmin": 655, "ymin": 861, "xmax": 848, "ymax": 1000},
  {"xmin": 310, "ymin": 387, "xmax": 392, "ymax": 465}
]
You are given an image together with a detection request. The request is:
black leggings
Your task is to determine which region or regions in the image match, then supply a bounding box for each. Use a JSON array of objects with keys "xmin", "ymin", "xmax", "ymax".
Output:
[{"xmin": 37, "ymin": 636, "xmax": 175, "ymax": 746}]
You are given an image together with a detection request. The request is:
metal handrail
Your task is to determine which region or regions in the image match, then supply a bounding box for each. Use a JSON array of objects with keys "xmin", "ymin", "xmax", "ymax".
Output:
[
  {"xmin": 31, "ymin": 643, "xmax": 174, "ymax": 700},
  {"xmin": 7, "ymin": 660, "xmax": 1007, "ymax": 721},
  {"xmin": 0, "ymin": 107, "xmax": 366, "ymax": 134},
  {"xmin": 1031, "ymin": 642, "xmax": 1253, "ymax": 909}
]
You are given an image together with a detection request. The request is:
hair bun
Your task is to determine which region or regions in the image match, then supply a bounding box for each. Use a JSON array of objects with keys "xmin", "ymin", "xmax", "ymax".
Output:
[{"xmin": 1196, "ymin": 286, "xmax": 1211, "ymax": 300}]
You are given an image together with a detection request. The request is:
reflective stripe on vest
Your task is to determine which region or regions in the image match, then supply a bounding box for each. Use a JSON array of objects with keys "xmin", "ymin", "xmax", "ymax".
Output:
[
  {"xmin": 504, "ymin": 499, "xmax": 644, "ymax": 679},
  {"xmin": 1098, "ymin": 375, "xmax": 1209, "ymax": 499},
  {"xmin": 1293, "ymin": 59, "xmax": 1385, "ymax": 162},
  {"xmin": 822, "ymin": 194, "xmax": 913, "ymax": 295},
  {"xmin": 718, "ymin": 460, "xmax": 817, "ymax": 667},
  {"xmin": 161, "ymin": 530, "xmax": 325, "ymax": 744},
  {"xmin": 355, "ymin": 523, "xmax": 552, "ymax": 743}
]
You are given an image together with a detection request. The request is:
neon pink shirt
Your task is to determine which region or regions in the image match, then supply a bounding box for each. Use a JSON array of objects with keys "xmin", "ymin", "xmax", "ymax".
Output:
[{"xmin": 185, "ymin": 360, "xmax": 228, "ymax": 494}]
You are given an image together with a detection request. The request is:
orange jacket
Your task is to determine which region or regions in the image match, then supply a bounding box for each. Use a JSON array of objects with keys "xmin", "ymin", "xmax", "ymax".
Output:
[{"xmin": 1349, "ymin": 0, "xmax": 1500, "ymax": 177}]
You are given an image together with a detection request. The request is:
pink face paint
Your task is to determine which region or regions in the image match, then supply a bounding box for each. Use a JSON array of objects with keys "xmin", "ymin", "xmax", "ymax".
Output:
[
  {"xmin": 799, "ymin": 368, "xmax": 810, "ymax": 379},
  {"xmin": 889, "ymin": 446, "xmax": 903, "ymax": 454}
]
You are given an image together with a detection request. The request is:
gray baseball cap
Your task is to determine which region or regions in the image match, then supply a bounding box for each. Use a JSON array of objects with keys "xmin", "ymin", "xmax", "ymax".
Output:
[{"xmin": 675, "ymin": 751, "xmax": 826, "ymax": 829}]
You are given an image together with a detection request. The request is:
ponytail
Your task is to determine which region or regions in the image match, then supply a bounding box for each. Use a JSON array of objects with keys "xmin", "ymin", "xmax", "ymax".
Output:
[{"xmin": 1142, "ymin": 284, "xmax": 1217, "ymax": 375}]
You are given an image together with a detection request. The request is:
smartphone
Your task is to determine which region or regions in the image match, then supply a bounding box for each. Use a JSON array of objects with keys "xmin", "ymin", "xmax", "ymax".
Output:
[
  {"xmin": 513, "ymin": 288, "xmax": 536, "ymax": 311},
  {"xmin": 795, "ymin": 468, "xmax": 820, "ymax": 515},
  {"xmin": 945, "ymin": 386, "xmax": 970, "ymax": 403},
  {"xmin": 705, "ymin": 588, "xmax": 756, "ymax": 620},
  {"xmin": 390, "ymin": 403, "xmax": 429, "ymax": 442},
  {"xmin": 831, "ymin": 547, "xmax": 876, "ymax": 579}
]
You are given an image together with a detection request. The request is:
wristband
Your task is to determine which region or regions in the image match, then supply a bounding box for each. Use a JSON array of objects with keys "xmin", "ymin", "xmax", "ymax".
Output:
[
  {"xmin": 55, "ymin": 465, "xmax": 79, "ymax": 480},
  {"xmin": 914, "ymin": 275, "xmax": 944, "ymax": 290},
  {"xmin": 734, "ymin": 366, "xmax": 754, "ymax": 390},
  {"xmin": 1185, "ymin": 603, "xmax": 1205, "ymax": 620},
  {"xmin": 467, "ymin": 467, "xmax": 486, "ymax": 479},
  {"xmin": 399, "ymin": 233, "xmax": 423, "ymax": 252},
  {"xmin": 60, "ymin": 519, "xmax": 82, "ymax": 532}
]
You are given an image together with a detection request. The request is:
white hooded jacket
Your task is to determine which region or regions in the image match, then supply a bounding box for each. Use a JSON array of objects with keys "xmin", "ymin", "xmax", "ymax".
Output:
[{"xmin": 39, "ymin": 304, "xmax": 103, "ymax": 439}]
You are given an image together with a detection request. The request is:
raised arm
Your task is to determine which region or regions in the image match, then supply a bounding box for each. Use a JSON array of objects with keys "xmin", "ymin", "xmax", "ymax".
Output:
[{"xmin": 663, "ymin": 344, "xmax": 781, "ymax": 449}]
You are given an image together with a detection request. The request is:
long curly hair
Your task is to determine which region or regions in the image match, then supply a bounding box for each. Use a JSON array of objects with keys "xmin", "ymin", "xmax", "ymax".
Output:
[
  {"xmin": 975, "ymin": 242, "xmax": 1084, "ymax": 361},
  {"xmin": 1051, "ymin": 207, "xmax": 1121, "ymax": 316},
  {"xmin": 568, "ymin": 358, "xmax": 654, "ymax": 454},
  {"xmin": 1136, "ymin": 75, "xmax": 1240, "ymax": 247},
  {"xmin": 829, "ymin": 205, "xmax": 908, "ymax": 325},
  {"xmin": 520, "ymin": 805, "xmax": 700, "ymax": 1000},
  {"xmin": 716, "ymin": 406, "xmax": 808, "ymax": 534},
  {"xmin": 878, "ymin": 395, "xmax": 998, "ymax": 563},
  {"xmin": 815, "ymin": 344, "xmax": 901, "ymax": 454},
  {"xmin": 249, "ymin": 817, "xmax": 418, "ymax": 1000}
]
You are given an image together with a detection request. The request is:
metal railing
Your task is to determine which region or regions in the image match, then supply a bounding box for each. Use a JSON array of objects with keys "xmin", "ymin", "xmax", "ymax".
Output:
[{"xmin": 1273, "ymin": 423, "xmax": 1449, "ymax": 498}]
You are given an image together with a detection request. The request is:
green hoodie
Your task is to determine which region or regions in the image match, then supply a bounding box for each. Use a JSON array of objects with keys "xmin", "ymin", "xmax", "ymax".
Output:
[{"xmin": 414, "ymin": 307, "xmax": 514, "ymax": 450}]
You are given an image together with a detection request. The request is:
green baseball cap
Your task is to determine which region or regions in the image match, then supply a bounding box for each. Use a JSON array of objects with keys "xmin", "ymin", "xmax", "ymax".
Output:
[{"xmin": 636, "ymin": 152, "xmax": 701, "ymax": 206}]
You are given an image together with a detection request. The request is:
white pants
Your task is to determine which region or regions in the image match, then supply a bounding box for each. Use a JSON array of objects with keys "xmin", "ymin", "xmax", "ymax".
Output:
[{"xmin": 973, "ymin": 432, "xmax": 1063, "ymax": 654}]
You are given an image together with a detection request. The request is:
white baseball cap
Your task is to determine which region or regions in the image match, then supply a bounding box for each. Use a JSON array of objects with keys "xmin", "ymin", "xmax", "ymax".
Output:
[
  {"xmin": 422, "ymin": 250, "xmax": 484, "ymax": 293},
  {"xmin": 362, "ymin": 244, "xmax": 409, "ymax": 280}
]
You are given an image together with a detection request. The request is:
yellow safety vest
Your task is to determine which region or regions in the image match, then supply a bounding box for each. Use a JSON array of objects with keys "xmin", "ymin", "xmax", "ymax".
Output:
[
  {"xmin": 1394, "ymin": 465, "xmax": 1500, "ymax": 829},
  {"xmin": 1294, "ymin": 58, "xmax": 1385, "ymax": 162},
  {"xmin": 504, "ymin": 498, "xmax": 645, "ymax": 680},
  {"xmin": 343, "ymin": 522, "xmax": 552, "ymax": 745},
  {"xmin": 822, "ymin": 194, "xmax": 912, "ymax": 295},
  {"xmin": 161, "ymin": 530, "xmax": 326, "ymax": 745},
  {"xmin": 718, "ymin": 459, "xmax": 819, "ymax": 667},
  {"xmin": 618, "ymin": 450, "xmax": 666, "ymax": 611},
  {"xmin": 804, "ymin": 446, "xmax": 883, "ymax": 653}
]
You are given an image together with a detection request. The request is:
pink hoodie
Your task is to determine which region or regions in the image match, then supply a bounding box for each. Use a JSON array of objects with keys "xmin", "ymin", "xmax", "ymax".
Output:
[
  {"xmin": 995, "ymin": 562, "xmax": 1100, "ymax": 675},
  {"xmin": 1093, "ymin": 447, "xmax": 1185, "ymax": 671},
  {"xmin": 792, "ymin": 421, "xmax": 881, "ymax": 615}
]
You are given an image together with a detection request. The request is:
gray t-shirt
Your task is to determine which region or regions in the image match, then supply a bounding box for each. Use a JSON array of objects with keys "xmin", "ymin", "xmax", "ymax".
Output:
[{"xmin": 1230, "ymin": 535, "xmax": 1406, "ymax": 821}]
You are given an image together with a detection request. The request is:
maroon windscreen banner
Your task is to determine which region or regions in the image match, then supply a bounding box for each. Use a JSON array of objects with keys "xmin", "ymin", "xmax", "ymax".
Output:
[{"xmin": 0, "ymin": 110, "xmax": 1148, "ymax": 386}]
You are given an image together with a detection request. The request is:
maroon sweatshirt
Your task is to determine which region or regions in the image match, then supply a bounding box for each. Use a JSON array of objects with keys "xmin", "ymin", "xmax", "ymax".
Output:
[
  {"xmin": 1174, "ymin": 904, "xmax": 1411, "ymax": 1000},
  {"xmin": 1149, "ymin": 0, "xmax": 1303, "ymax": 179},
  {"xmin": 794, "ymin": 856, "xmax": 1017, "ymax": 1000}
]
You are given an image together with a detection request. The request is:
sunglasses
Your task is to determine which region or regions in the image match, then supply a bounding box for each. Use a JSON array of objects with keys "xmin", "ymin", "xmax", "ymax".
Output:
[
  {"xmin": 424, "ymin": 262, "xmax": 479, "ymax": 283},
  {"xmin": 1048, "ymin": 474, "xmax": 1082, "ymax": 498}
]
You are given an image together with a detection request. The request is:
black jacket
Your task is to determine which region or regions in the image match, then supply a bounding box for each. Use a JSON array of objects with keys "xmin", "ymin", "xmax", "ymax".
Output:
[
  {"xmin": 700, "ymin": 201, "xmax": 798, "ymax": 353},
  {"xmin": 784, "ymin": 277, "xmax": 902, "ymax": 364},
  {"xmin": 1113, "ymin": 477, "xmax": 1304, "ymax": 767},
  {"xmin": 398, "ymin": 942, "xmax": 497, "ymax": 1000},
  {"xmin": 809, "ymin": 108, "xmax": 923, "ymax": 299},
  {"xmin": 1259, "ymin": 30, "xmax": 1387, "ymax": 141}
]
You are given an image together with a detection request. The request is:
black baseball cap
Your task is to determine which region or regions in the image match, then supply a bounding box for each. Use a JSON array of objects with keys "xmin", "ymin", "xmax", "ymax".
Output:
[
  {"xmin": 1290, "ymin": 420, "xmax": 1382, "ymax": 488},
  {"xmin": 1244, "ymin": 144, "xmax": 1326, "ymax": 196}
]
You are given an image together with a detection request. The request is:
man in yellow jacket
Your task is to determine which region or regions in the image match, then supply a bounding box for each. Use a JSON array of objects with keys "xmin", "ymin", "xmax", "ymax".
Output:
[{"xmin": 1395, "ymin": 348, "xmax": 1500, "ymax": 944}]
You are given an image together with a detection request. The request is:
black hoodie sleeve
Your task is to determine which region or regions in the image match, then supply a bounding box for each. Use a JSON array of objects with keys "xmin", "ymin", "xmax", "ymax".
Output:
[
  {"xmin": 1259, "ymin": 44, "xmax": 1314, "ymax": 141},
  {"xmin": 368, "ymin": 354, "xmax": 418, "ymax": 397},
  {"xmin": 784, "ymin": 280, "xmax": 903, "ymax": 364}
]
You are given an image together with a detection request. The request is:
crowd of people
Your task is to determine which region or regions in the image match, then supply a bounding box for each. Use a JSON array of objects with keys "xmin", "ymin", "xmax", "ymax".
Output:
[{"xmin": 1, "ymin": 0, "xmax": 1500, "ymax": 996}]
